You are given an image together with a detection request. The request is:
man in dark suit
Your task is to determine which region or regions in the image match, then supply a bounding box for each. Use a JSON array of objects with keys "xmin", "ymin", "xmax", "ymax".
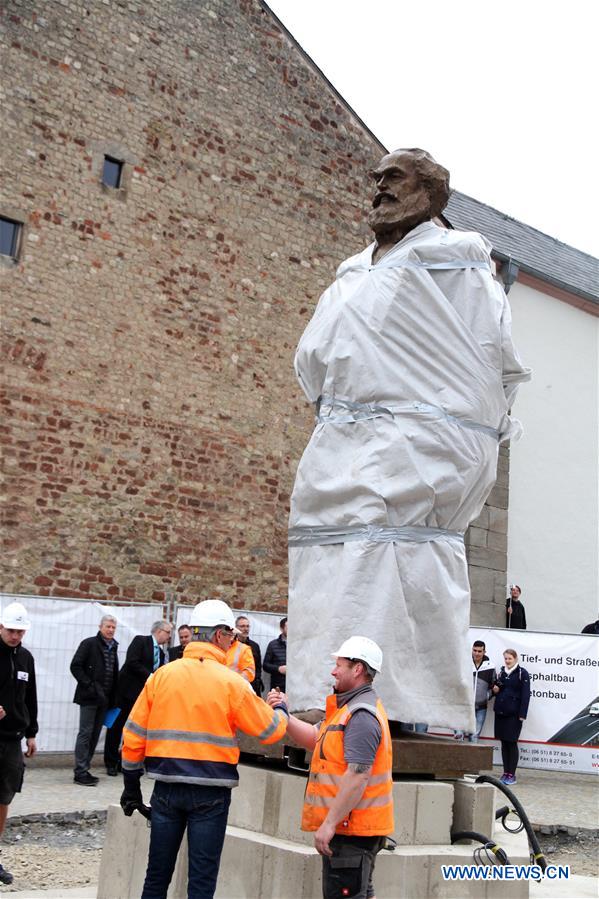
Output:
[
  {"xmin": 235, "ymin": 615, "xmax": 263, "ymax": 695},
  {"xmin": 70, "ymin": 615, "xmax": 119, "ymax": 785},
  {"xmin": 263, "ymin": 617, "xmax": 287, "ymax": 691},
  {"xmin": 104, "ymin": 620, "xmax": 172, "ymax": 774},
  {"xmin": 168, "ymin": 624, "xmax": 192, "ymax": 661}
]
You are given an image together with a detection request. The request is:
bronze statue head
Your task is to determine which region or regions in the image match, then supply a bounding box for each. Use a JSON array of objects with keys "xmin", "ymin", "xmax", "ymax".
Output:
[{"xmin": 367, "ymin": 148, "xmax": 450, "ymax": 238}]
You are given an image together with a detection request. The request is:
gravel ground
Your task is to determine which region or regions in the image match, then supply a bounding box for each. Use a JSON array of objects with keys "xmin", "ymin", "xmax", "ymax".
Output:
[
  {"xmin": 535, "ymin": 830, "xmax": 599, "ymax": 878},
  {"xmin": 0, "ymin": 817, "xmax": 597, "ymax": 893},
  {"xmin": 1, "ymin": 815, "xmax": 104, "ymax": 894}
]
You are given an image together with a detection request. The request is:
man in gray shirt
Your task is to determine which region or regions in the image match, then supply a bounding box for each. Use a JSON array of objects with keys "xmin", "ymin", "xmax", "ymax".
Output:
[{"xmin": 267, "ymin": 635, "xmax": 393, "ymax": 899}]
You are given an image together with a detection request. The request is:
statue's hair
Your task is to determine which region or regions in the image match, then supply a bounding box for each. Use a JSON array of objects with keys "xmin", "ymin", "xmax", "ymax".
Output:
[{"xmin": 394, "ymin": 148, "xmax": 451, "ymax": 216}]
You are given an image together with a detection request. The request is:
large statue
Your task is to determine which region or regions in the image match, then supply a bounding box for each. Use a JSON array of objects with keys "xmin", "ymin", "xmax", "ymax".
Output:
[{"xmin": 287, "ymin": 149, "xmax": 530, "ymax": 731}]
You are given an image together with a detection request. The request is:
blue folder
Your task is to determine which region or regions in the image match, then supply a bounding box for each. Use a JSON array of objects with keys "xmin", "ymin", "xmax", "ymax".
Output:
[{"xmin": 104, "ymin": 707, "xmax": 121, "ymax": 728}]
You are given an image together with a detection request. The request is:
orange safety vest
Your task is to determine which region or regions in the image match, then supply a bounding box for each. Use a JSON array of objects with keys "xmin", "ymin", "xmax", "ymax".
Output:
[
  {"xmin": 122, "ymin": 641, "xmax": 286, "ymax": 786},
  {"xmin": 302, "ymin": 690, "xmax": 394, "ymax": 837},
  {"xmin": 226, "ymin": 639, "xmax": 255, "ymax": 682}
]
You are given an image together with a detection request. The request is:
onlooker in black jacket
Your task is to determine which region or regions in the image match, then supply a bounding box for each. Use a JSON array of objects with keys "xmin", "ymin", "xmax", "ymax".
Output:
[
  {"xmin": 236, "ymin": 615, "xmax": 263, "ymax": 695},
  {"xmin": 105, "ymin": 620, "xmax": 172, "ymax": 772},
  {"xmin": 168, "ymin": 624, "xmax": 192, "ymax": 661},
  {"xmin": 263, "ymin": 617, "xmax": 287, "ymax": 691},
  {"xmin": 581, "ymin": 617, "xmax": 599, "ymax": 635},
  {"xmin": 493, "ymin": 648, "xmax": 531, "ymax": 785},
  {"xmin": 0, "ymin": 602, "xmax": 38, "ymax": 886},
  {"xmin": 505, "ymin": 585, "xmax": 526, "ymax": 629},
  {"xmin": 70, "ymin": 615, "xmax": 119, "ymax": 785}
]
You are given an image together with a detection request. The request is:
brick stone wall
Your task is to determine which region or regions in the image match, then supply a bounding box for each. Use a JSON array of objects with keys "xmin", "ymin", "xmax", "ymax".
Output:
[
  {"xmin": 0, "ymin": 0, "xmax": 507, "ymax": 616},
  {"xmin": 466, "ymin": 444, "xmax": 510, "ymax": 627}
]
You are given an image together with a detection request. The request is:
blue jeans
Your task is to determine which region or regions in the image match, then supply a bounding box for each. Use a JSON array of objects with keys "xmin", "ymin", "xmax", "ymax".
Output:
[
  {"xmin": 141, "ymin": 781, "xmax": 232, "ymax": 899},
  {"xmin": 455, "ymin": 708, "xmax": 487, "ymax": 743},
  {"xmin": 471, "ymin": 707, "xmax": 487, "ymax": 742}
]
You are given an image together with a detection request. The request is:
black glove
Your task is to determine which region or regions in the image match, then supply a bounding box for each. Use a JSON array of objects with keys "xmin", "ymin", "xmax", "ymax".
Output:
[{"xmin": 120, "ymin": 768, "xmax": 143, "ymax": 814}]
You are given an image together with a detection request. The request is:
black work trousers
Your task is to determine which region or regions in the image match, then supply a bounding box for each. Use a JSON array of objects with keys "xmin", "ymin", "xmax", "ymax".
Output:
[{"xmin": 322, "ymin": 835, "xmax": 385, "ymax": 899}]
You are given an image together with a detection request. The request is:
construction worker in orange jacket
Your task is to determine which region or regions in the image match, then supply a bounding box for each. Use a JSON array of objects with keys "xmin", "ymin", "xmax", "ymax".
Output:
[
  {"xmin": 267, "ymin": 635, "xmax": 393, "ymax": 899},
  {"xmin": 225, "ymin": 635, "xmax": 255, "ymax": 682},
  {"xmin": 120, "ymin": 599, "xmax": 288, "ymax": 899}
]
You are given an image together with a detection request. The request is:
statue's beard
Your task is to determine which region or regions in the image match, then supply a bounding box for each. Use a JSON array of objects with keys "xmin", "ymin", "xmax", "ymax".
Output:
[{"xmin": 368, "ymin": 187, "xmax": 432, "ymax": 237}]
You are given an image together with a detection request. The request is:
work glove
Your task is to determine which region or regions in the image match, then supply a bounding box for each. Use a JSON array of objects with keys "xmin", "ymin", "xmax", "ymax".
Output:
[{"xmin": 120, "ymin": 769, "xmax": 150, "ymax": 818}]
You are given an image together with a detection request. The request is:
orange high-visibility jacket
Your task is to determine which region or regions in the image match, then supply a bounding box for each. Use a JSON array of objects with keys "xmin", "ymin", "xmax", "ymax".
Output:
[
  {"xmin": 302, "ymin": 690, "xmax": 394, "ymax": 837},
  {"xmin": 226, "ymin": 639, "xmax": 255, "ymax": 682},
  {"xmin": 122, "ymin": 641, "xmax": 287, "ymax": 786}
]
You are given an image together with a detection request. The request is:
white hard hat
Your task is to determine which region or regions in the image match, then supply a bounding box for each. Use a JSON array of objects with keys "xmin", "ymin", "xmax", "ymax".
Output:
[
  {"xmin": 332, "ymin": 635, "xmax": 383, "ymax": 673},
  {"xmin": 1, "ymin": 601, "xmax": 31, "ymax": 630},
  {"xmin": 189, "ymin": 600, "xmax": 237, "ymax": 631}
]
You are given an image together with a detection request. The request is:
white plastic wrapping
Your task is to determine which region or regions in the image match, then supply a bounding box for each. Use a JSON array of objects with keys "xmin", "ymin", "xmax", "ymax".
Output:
[{"xmin": 287, "ymin": 222, "xmax": 531, "ymax": 730}]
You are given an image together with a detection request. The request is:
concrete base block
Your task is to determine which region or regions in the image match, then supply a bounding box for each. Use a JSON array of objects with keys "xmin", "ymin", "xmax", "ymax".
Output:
[
  {"xmin": 453, "ymin": 779, "xmax": 496, "ymax": 838},
  {"xmin": 376, "ymin": 827, "xmax": 529, "ymax": 899},
  {"xmin": 98, "ymin": 802, "xmax": 530, "ymax": 899},
  {"xmin": 413, "ymin": 781, "xmax": 454, "ymax": 844},
  {"xmin": 215, "ymin": 826, "xmax": 320, "ymax": 899},
  {"xmin": 96, "ymin": 805, "xmax": 155, "ymax": 899},
  {"xmin": 229, "ymin": 766, "xmax": 313, "ymax": 846},
  {"xmin": 230, "ymin": 766, "xmax": 454, "ymax": 848}
]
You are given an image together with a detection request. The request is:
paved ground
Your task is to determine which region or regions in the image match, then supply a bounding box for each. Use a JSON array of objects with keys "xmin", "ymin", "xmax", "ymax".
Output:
[{"xmin": 9, "ymin": 762, "xmax": 599, "ymax": 832}]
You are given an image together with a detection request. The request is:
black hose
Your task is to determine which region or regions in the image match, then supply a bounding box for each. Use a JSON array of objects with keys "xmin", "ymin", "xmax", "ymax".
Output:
[
  {"xmin": 495, "ymin": 803, "xmax": 525, "ymax": 834},
  {"xmin": 475, "ymin": 774, "xmax": 547, "ymax": 871},
  {"xmin": 451, "ymin": 831, "xmax": 510, "ymax": 865}
]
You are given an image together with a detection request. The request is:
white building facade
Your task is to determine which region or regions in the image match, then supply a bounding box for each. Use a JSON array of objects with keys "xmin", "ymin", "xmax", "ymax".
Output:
[
  {"xmin": 446, "ymin": 192, "xmax": 599, "ymax": 634},
  {"xmin": 507, "ymin": 278, "xmax": 598, "ymax": 633}
]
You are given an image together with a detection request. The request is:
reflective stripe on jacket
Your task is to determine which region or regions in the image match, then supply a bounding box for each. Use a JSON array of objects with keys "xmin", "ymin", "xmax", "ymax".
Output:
[
  {"xmin": 122, "ymin": 641, "xmax": 286, "ymax": 787},
  {"xmin": 226, "ymin": 640, "xmax": 255, "ymax": 682},
  {"xmin": 301, "ymin": 691, "xmax": 394, "ymax": 836}
]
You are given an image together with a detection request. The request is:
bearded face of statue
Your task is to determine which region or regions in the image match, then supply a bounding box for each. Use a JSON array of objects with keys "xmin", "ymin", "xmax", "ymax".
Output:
[{"xmin": 367, "ymin": 150, "xmax": 440, "ymax": 238}]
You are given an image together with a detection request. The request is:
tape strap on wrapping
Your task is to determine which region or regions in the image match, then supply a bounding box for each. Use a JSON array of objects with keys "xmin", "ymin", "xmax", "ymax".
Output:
[
  {"xmin": 316, "ymin": 396, "xmax": 500, "ymax": 440},
  {"xmin": 288, "ymin": 524, "xmax": 464, "ymax": 548},
  {"xmin": 386, "ymin": 260, "xmax": 491, "ymax": 271},
  {"xmin": 342, "ymin": 259, "xmax": 492, "ymax": 275}
]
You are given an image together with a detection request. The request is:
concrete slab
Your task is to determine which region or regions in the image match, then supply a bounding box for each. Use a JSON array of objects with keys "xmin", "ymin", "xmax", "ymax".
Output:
[
  {"xmin": 229, "ymin": 769, "xmax": 456, "ymax": 849},
  {"xmin": 97, "ymin": 800, "xmax": 534, "ymax": 899},
  {"xmin": 216, "ymin": 826, "xmax": 320, "ymax": 899},
  {"xmin": 97, "ymin": 805, "xmax": 151, "ymax": 899},
  {"xmin": 414, "ymin": 781, "xmax": 454, "ymax": 844},
  {"xmin": 529, "ymin": 874, "xmax": 599, "ymax": 899},
  {"xmin": 453, "ymin": 779, "xmax": 496, "ymax": 838},
  {"xmin": 12, "ymin": 872, "xmax": 599, "ymax": 899}
]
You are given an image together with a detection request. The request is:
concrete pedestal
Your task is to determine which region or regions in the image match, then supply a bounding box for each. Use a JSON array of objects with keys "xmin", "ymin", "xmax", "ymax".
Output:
[{"xmin": 98, "ymin": 766, "xmax": 529, "ymax": 899}]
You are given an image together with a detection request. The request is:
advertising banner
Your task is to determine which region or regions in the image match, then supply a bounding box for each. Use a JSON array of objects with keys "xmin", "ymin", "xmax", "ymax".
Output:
[{"xmin": 465, "ymin": 627, "xmax": 599, "ymax": 774}]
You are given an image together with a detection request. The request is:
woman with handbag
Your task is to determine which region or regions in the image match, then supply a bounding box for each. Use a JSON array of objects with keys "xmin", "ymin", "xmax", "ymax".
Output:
[{"xmin": 492, "ymin": 648, "xmax": 531, "ymax": 785}]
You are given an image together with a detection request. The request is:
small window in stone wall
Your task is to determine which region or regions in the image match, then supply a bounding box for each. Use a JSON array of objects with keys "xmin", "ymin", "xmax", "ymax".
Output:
[
  {"xmin": 102, "ymin": 155, "xmax": 123, "ymax": 189},
  {"xmin": 0, "ymin": 216, "xmax": 23, "ymax": 260}
]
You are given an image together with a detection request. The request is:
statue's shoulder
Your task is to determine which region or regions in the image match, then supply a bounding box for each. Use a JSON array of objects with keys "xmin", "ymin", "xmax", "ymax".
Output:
[
  {"xmin": 335, "ymin": 244, "xmax": 373, "ymax": 279},
  {"xmin": 432, "ymin": 225, "xmax": 492, "ymax": 260}
]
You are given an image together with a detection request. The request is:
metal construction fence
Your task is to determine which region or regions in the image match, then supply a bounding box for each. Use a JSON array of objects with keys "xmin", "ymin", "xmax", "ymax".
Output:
[
  {"xmin": 1, "ymin": 593, "xmax": 286, "ymax": 752},
  {"xmin": 0, "ymin": 593, "xmax": 165, "ymax": 752}
]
